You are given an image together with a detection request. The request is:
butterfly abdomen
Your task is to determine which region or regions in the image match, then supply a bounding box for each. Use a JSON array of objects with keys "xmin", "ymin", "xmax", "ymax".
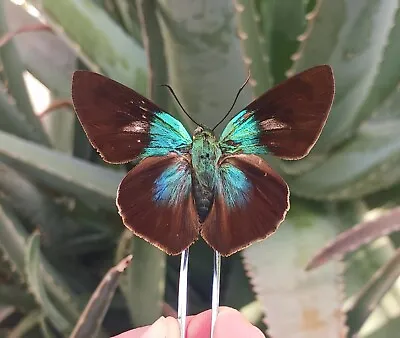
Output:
[
  {"xmin": 191, "ymin": 128, "xmax": 222, "ymax": 223},
  {"xmin": 192, "ymin": 176, "xmax": 214, "ymax": 222}
]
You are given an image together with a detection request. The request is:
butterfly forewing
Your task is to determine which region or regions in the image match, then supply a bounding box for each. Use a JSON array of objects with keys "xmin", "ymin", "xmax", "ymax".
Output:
[
  {"xmin": 117, "ymin": 153, "xmax": 200, "ymax": 255},
  {"xmin": 72, "ymin": 71, "xmax": 161, "ymax": 163},
  {"xmin": 71, "ymin": 71, "xmax": 191, "ymax": 163},
  {"xmin": 201, "ymin": 154, "xmax": 289, "ymax": 256},
  {"xmin": 220, "ymin": 65, "xmax": 335, "ymax": 159}
]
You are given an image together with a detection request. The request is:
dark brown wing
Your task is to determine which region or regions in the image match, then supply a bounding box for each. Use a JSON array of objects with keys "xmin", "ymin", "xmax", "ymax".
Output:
[
  {"xmin": 117, "ymin": 153, "xmax": 200, "ymax": 255},
  {"xmin": 220, "ymin": 65, "xmax": 335, "ymax": 159},
  {"xmin": 71, "ymin": 71, "xmax": 160, "ymax": 163},
  {"xmin": 201, "ymin": 154, "xmax": 289, "ymax": 256}
]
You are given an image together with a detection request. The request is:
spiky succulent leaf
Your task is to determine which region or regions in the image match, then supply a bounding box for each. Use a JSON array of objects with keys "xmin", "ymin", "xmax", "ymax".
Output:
[{"xmin": 242, "ymin": 201, "xmax": 347, "ymax": 338}]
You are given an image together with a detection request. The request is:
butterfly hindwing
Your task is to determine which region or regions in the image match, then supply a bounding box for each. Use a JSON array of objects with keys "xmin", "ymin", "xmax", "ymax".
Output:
[
  {"xmin": 117, "ymin": 153, "xmax": 200, "ymax": 255},
  {"xmin": 220, "ymin": 65, "xmax": 335, "ymax": 159},
  {"xmin": 201, "ymin": 154, "xmax": 289, "ymax": 256},
  {"xmin": 71, "ymin": 71, "xmax": 191, "ymax": 163}
]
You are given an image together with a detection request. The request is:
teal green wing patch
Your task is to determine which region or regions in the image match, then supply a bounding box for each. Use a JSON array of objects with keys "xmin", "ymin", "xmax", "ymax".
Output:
[
  {"xmin": 219, "ymin": 110, "xmax": 264, "ymax": 155},
  {"xmin": 142, "ymin": 112, "xmax": 192, "ymax": 158}
]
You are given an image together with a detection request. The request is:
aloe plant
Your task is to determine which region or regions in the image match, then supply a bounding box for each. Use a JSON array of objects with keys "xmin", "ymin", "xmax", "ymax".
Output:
[{"xmin": 1, "ymin": 0, "xmax": 400, "ymax": 337}]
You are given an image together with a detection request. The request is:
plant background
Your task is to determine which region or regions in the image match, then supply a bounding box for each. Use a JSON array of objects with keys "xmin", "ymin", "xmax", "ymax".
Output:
[{"xmin": 0, "ymin": 0, "xmax": 400, "ymax": 337}]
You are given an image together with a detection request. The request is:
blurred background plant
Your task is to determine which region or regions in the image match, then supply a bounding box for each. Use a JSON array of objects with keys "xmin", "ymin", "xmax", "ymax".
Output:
[{"xmin": 0, "ymin": 0, "xmax": 400, "ymax": 337}]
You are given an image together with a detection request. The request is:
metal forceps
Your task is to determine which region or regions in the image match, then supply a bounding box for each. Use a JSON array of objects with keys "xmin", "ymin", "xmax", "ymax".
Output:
[{"xmin": 177, "ymin": 248, "xmax": 222, "ymax": 338}]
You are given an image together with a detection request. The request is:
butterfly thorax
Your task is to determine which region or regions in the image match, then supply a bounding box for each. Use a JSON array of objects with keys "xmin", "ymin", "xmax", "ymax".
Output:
[{"xmin": 191, "ymin": 127, "xmax": 222, "ymax": 222}]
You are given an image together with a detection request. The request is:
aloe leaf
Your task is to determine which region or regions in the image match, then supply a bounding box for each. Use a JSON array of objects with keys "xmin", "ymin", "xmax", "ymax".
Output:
[
  {"xmin": 0, "ymin": 86, "xmax": 46, "ymax": 144},
  {"xmin": 116, "ymin": 230, "xmax": 166, "ymax": 326},
  {"xmin": 0, "ymin": 162, "xmax": 82, "ymax": 245},
  {"xmin": 0, "ymin": 204, "xmax": 28, "ymax": 277},
  {"xmin": 25, "ymin": 232, "xmax": 71, "ymax": 333},
  {"xmin": 137, "ymin": 0, "xmax": 169, "ymax": 108},
  {"xmin": 114, "ymin": 229, "xmax": 135, "ymax": 321},
  {"xmin": 362, "ymin": 317, "xmax": 400, "ymax": 338},
  {"xmin": 242, "ymin": 201, "xmax": 347, "ymax": 337},
  {"xmin": 288, "ymin": 120, "xmax": 400, "ymax": 199},
  {"xmin": 72, "ymin": 117, "xmax": 94, "ymax": 161},
  {"xmin": 267, "ymin": 0, "xmax": 306, "ymax": 83},
  {"xmin": 113, "ymin": 0, "xmax": 142, "ymax": 45},
  {"xmin": 223, "ymin": 254, "xmax": 264, "ymax": 328},
  {"xmin": 0, "ymin": 130, "xmax": 124, "ymax": 211},
  {"xmin": 7, "ymin": 1, "xmax": 75, "ymax": 96},
  {"xmin": 8, "ymin": 309, "xmax": 42, "ymax": 338},
  {"xmin": 158, "ymin": 0, "xmax": 252, "ymax": 130},
  {"xmin": 70, "ymin": 255, "xmax": 132, "ymax": 338},
  {"xmin": 39, "ymin": 0, "xmax": 147, "ymax": 92},
  {"xmin": 374, "ymin": 87, "xmax": 400, "ymax": 122},
  {"xmin": 289, "ymin": 0, "xmax": 399, "ymax": 152},
  {"xmin": 307, "ymin": 207, "xmax": 400, "ymax": 270},
  {"xmin": 332, "ymin": 202, "xmax": 400, "ymax": 335},
  {"xmin": 355, "ymin": 7, "xmax": 400, "ymax": 127},
  {"xmin": 0, "ymin": 211, "xmax": 83, "ymax": 332},
  {"xmin": 0, "ymin": 305, "xmax": 15, "ymax": 325},
  {"xmin": 347, "ymin": 248, "xmax": 400, "ymax": 337},
  {"xmin": 0, "ymin": 284, "xmax": 36, "ymax": 310},
  {"xmin": 39, "ymin": 315, "xmax": 57, "ymax": 338},
  {"xmin": 40, "ymin": 96, "xmax": 75, "ymax": 153},
  {"xmin": 0, "ymin": 0, "xmax": 50, "ymax": 147},
  {"xmin": 223, "ymin": 255, "xmax": 256, "ymax": 310},
  {"xmin": 234, "ymin": 0, "xmax": 272, "ymax": 96}
]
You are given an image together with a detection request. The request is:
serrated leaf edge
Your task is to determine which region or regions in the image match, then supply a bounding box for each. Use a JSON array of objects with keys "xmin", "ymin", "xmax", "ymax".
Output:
[{"xmin": 286, "ymin": 0, "xmax": 322, "ymax": 77}]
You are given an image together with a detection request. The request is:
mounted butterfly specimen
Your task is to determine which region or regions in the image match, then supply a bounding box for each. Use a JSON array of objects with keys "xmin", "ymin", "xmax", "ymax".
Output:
[{"xmin": 71, "ymin": 65, "xmax": 334, "ymax": 256}]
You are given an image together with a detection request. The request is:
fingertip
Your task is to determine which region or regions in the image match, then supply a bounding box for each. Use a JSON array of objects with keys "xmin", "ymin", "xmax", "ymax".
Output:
[
  {"xmin": 214, "ymin": 307, "xmax": 265, "ymax": 338},
  {"xmin": 186, "ymin": 310, "xmax": 212, "ymax": 337},
  {"xmin": 140, "ymin": 316, "xmax": 179, "ymax": 338},
  {"xmin": 186, "ymin": 307, "xmax": 264, "ymax": 338}
]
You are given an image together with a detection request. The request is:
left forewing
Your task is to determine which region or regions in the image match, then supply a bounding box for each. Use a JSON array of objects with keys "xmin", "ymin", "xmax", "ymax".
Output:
[{"xmin": 201, "ymin": 154, "xmax": 289, "ymax": 256}]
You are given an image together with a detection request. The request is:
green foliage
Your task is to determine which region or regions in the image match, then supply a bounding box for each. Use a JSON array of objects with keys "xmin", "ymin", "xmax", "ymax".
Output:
[{"xmin": 1, "ymin": 0, "xmax": 400, "ymax": 337}]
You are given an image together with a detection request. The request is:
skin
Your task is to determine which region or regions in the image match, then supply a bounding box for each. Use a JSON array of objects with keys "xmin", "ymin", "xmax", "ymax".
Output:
[{"xmin": 112, "ymin": 307, "xmax": 265, "ymax": 338}]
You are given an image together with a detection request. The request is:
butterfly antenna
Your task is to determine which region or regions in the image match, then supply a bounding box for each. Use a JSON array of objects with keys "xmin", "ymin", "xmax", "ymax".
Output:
[
  {"xmin": 212, "ymin": 71, "xmax": 251, "ymax": 131},
  {"xmin": 160, "ymin": 84, "xmax": 202, "ymax": 127}
]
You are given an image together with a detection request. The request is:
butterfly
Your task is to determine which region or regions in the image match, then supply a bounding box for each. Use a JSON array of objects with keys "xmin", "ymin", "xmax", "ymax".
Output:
[{"xmin": 71, "ymin": 65, "xmax": 334, "ymax": 256}]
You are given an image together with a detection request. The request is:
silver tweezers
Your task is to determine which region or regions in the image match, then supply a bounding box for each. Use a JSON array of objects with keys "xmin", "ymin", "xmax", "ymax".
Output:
[{"xmin": 177, "ymin": 248, "xmax": 221, "ymax": 338}]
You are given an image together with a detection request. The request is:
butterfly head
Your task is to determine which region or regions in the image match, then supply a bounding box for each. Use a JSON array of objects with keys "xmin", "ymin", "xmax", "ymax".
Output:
[{"xmin": 193, "ymin": 126, "xmax": 215, "ymax": 140}]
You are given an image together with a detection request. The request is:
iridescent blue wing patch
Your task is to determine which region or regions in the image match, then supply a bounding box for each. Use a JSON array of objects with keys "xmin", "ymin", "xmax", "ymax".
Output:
[
  {"xmin": 72, "ymin": 71, "xmax": 191, "ymax": 164},
  {"xmin": 201, "ymin": 154, "xmax": 289, "ymax": 256},
  {"xmin": 117, "ymin": 153, "xmax": 200, "ymax": 255},
  {"xmin": 219, "ymin": 65, "xmax": 334, "ymax": 160},
  {"xmin": 141, "ymin": 112, "xmax": 192, "ymax": 158}
]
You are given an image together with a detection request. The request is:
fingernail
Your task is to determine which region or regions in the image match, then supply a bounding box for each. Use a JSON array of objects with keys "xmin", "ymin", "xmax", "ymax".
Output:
[
  {"xmin": 164, "ymin": 317, "xmax": 180, "ymax": 337},
  {"xmin": 143, "ymin": 316, "xmax": 180, "ymax": 338},
  {"xmin": 143, "ymin": 317, "xmax": 167, "ymax": 338}
]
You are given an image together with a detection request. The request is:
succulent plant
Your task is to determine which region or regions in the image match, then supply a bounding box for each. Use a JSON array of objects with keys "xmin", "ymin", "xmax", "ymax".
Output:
[{"xmin": 0, "ymin": 0, "xmax": 400, "ymax": 337}]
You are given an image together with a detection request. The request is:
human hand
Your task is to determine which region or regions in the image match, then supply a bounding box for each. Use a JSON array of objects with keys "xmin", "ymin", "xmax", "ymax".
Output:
[{"xmin": 113, "ymin": 306, "xmax": 264, "ymax": 337}]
